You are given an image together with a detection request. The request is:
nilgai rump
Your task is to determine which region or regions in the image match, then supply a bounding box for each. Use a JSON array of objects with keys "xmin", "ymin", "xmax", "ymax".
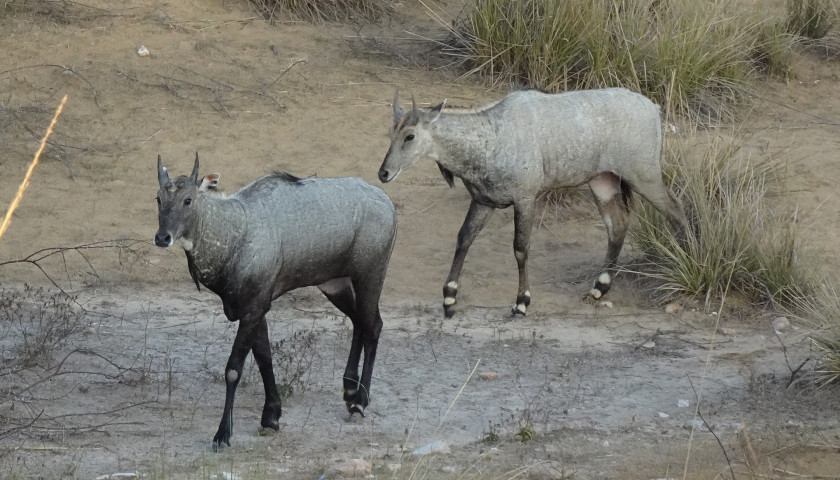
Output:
[
  {"xmin": 378, "ymin": 88, "xmax": 688, "ymax": 317},
  {"xmin": 154, "ymin": 154, "xmax": 397, "ymax": 449}
]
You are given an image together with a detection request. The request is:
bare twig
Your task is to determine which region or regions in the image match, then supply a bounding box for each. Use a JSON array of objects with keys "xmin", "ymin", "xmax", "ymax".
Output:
[
  {"xmin": 774, "ymin": 331, "xmax": 811, "ymax": 388},
  {"xmin": 0, "ymin": 64, "xmax": 100, "ymax": 107},
  {"xmin": 0, "ymin": 239, "xmax": 157, "ymax": 309},
  {"xmin": 687, "ymin": 376, "xmax": 736, "ymax": 480}
]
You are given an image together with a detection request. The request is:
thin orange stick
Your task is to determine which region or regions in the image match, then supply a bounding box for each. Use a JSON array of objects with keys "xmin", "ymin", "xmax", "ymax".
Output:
[{"xmin": 0, "ymin": 94, "xmax": 68, "ymax": 243}]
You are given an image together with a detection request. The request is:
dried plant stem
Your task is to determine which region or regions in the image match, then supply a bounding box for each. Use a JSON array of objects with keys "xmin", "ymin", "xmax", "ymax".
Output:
[{"xmin": 0, "ymin": 94, "xmax": 68, "ymax": 243}]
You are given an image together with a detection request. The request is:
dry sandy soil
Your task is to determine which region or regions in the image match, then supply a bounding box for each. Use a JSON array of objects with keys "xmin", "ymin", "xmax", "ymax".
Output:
[{"xmin": 2, "ymin": 1, "xmax": 840, "ymax": 479}]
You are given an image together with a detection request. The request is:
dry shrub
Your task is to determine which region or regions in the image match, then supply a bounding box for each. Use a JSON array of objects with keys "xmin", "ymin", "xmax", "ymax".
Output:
[
  {"xmin": 630, "ymin": 130, "xmax": 811, "ymax": 310},
  {"xmin": 444, "ymin": 0, "xmax": 796, "ymax": 123},
  {"xmin": 247, "ymin": 0, "xmax": 392, "ymax": 23}
]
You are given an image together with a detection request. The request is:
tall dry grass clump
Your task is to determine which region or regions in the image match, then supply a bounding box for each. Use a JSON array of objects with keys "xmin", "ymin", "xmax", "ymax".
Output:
[
  {"xmin": 247, "ymin": 0, "xmax": 392, "ymax": 23},
  {"xmin": 630, "ymin": 130, "xmax": 810, "ymax": 311},
  {"xmin": 785, "ymin": 0, "xmax": 837, "ymax": 39},
  {"xmin": 447, "ymin": 0, "xmax": 796, "ymax": 122}
]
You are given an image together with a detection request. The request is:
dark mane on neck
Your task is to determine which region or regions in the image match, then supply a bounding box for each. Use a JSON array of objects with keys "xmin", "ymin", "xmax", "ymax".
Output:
[{"xmin": 270, "ymin": 171, "xmax": 304, "ymax": 184}]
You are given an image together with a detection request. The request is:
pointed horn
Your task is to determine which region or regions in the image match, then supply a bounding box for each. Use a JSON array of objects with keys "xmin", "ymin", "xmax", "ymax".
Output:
[
  {"xmin": 190, "ymin": 152, "xmax": 200, "ymax": 183},
  {"xmin": 393, "ymin": 89, "xmax": 401, "ymax": 122},
  {"xmin": 157, "ymin": 154, "xmax": 170, "ymax": 186}
]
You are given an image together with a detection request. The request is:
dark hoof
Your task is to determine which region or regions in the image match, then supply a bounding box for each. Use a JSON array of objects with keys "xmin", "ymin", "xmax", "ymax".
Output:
[
  {"xmin": 211, "ymin": 438, "xmax": 230, "ymax": 452},
  {"xmin": 347, "ymin": 403, "xmax": 366, "ymax": 418},
  {"xmin": 587, "ymin": 272, "xmax": 612, "ymax": 302},
  {"xmin": 443, "ymin": 305, "xmax": 456, "ymax": 318}
]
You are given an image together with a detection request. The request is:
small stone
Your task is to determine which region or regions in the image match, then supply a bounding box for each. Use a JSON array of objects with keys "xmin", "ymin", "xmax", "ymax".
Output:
[
  {"xmin": 137, "ymin": 45, "xmax": 150, "ymax": 57},
  {"xmin": 441, "ymin": 466, "xmax": 457, "ymax": 473},
  {"xmin": 717, "ymin": 327, "xmax": 736, "ymax": 336},
  {"xmin": 599, "ymin": 300, "xmax": 613, "ymax": 308},
  {"xmin": 479, "ymin": 372, "xmax": 500, "ymax": 381},
  {"xmin": 528, "ymin": 461, "xmax": 567, "ymax": 480},
  {"xmin": 658, "ymin": 412, "xmax": 670, "ymax": 419},
  {"xmin": 665, "ymin": 303, "xmax": 681, "ymax": 314},
  {"xmin": 772, "ymin": 316, "xmax": 790, "ymax": 333},
  {"xmin": 677, "ymin": 399, "xmax": 690, "ymax": 408},
  {"xmin": 334, "ymin": 459, "xmax": 371, "ymax": 477},
  {"xmin": 642, "ymin": 341, "xmax": 656, "ymax": 349}
]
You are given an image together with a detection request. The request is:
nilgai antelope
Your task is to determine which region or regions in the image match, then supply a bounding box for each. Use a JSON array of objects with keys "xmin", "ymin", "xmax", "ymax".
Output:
[
  {"xmin": 155, "ymin": 154, "xmax": 397, "ymax": 449},
  {"xmin": 378, "ymin": 88, "xmax": 688, "ymax": 317}
]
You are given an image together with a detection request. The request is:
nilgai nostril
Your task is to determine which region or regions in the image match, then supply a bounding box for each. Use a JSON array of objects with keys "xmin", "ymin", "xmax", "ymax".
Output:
[
  {"xmin": 154, "ymin": 152, "xmax": 397, "ymax": 450},
  {"xmin": 378, "ymin": 88, "xmax": 688, "ymax": 318}
]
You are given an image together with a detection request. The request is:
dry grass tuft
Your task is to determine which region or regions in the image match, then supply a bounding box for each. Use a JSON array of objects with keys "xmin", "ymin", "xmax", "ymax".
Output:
[{"xmin": 246, "ymin": 0, "xmax": 393, "ymax": 23}]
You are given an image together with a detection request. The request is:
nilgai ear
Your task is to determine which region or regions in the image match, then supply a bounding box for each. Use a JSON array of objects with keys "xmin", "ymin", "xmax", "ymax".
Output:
[
  {"xmin": 392, "ymin": 90, "xmax": 404, "ymax": 125},
  {"xmin": 198, "ymin": 173, "xmax": 220, "ymax": 192},
  {"xmin": 157, "ymin": 154, "xmax": 170, "ymax": 186},
  {"xmin": 428, "ymin": 99, "xmax": 446, "ymax": 123}
]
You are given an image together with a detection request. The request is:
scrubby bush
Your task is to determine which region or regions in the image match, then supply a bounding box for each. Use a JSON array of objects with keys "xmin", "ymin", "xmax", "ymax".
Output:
[
  {"xmin": 630, "ymin": 131, "xmax": 810, "ymax": 311},
  {"xmin": 447, "ymin": 0, "xmax": 796, "ymax": 122},
  {"xmin": 785, "ymin": 0, "xmax": 837, "ymax": 39},
  {"xmin": 247, "ymin": 0, "xmax": 392, "ymax": 22}
]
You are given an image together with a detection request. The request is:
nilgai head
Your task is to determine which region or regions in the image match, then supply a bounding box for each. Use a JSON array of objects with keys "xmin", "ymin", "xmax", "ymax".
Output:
[
  {"xmin": 154, "ymin": 152, "xmax": 219, "ymax": 249},
  {"xmin": 378, "ymin": 90, "xmax": 445, "ymax": 183}
]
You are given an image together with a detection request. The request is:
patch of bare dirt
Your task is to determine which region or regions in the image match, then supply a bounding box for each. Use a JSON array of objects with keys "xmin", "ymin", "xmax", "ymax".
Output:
[{"xmin": 1, "ymin": 1, "xmax": 840, "ymax": 479}]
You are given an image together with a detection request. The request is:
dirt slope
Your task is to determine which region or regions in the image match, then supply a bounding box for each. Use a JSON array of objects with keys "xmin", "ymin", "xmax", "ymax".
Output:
[{"xmin": 1, "ymin": 1, "xmax": 840, "ymax": 479}]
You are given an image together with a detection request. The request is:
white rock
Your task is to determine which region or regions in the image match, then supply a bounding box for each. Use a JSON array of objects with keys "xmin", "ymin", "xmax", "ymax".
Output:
[
  {"xmin": 441, "ymin": 466, "xmax": 457, "ymax": 473},
  {"xmin": 599, "ymin": 300, "xmax": 613, "ymax": 308},
  {"xmin": 665, "ymin": 303, "xmax": 681, "ymax": 313},
  {"xmin": 94, "ymin": 474, "xmax": 140, "ymax": 480},
  {"xmin": 658, "ymin": 412, "xmax": 670, "ymax": 418},
  {"xmin": 677, "ymin": 399, "xmax": 690, "ymax": 408},
  {"xmin": 642, "ymin": 341, "xmax": 656, "ymax": 349},
  {"xmin": 412, "ymin": 440, "xmax": 450, "ymax": 456},
  {"xmin": 137, "ymin": 45, "xmax": 150, "ymax": 57},
  {"xmin": 773, "ymin": 316, "xmax": 790, "ymax": 333}
]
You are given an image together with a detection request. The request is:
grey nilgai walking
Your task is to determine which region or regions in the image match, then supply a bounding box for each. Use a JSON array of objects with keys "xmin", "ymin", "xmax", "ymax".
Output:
[
  {"xmin": 378, "ymin": 88, "xmax": 688, "ymax": 317},
  {"xmin": 154, "ymin": 154, "xmax": 397, "ymax": 449}
]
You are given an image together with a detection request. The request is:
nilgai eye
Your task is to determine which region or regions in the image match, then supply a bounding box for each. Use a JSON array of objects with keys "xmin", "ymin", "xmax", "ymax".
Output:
[
  {"xmin": 184, "ymin": 198, "xmax": 192, "ymax": 206},
  {"xmin": 404, "ymin": 134, "xmax": 415, "ymax": 142}
]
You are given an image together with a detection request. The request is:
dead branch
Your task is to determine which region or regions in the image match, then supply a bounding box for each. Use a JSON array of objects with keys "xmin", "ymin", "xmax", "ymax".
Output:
[
  {"xmin": 0, "ymin": 239, "xmax": 159, "ymax": 309},
  {"xmin": 0, "ymin": 64, "xmax": 101, "ymax": 107},
  {"xmin": 688, "ymin": 375, "xmax": 736, "ymax": 480}
]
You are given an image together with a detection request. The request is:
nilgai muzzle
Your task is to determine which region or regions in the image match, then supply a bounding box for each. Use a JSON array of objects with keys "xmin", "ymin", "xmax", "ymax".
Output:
[
  {"xmin": 155, "ymin": 153, "xmax": 397, "ymax": 449},
  {"xmin": 379, "ymin": 88, "xmax": 688, "ymax": 317}
]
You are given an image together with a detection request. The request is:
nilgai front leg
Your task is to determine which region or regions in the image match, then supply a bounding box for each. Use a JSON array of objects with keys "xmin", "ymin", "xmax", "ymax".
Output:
[{"xmin": 442, "ymin": 200, "xmax": 495, "ymax": 318}]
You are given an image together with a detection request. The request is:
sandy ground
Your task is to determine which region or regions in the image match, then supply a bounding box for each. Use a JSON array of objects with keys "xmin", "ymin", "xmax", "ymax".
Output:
[{"xmin": 1, "ymin": 1, "xmax": 840, "ymax": 479}]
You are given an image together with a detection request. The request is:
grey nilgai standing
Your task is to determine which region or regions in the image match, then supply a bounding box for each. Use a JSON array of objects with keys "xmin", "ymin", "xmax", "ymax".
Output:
[
  {"xmin": 155, "ymin": 153, "xmax": 397, "ymax": 449},
  {"xmin": 378, "ymin": 88, "xmax": 688, "ymax": 317}
]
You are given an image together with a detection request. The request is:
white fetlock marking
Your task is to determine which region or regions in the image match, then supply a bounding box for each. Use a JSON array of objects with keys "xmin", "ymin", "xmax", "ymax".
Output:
[
  {"xmin": 345, "ymin": 388, "xmax": 358, "ymax": 396},
  {"xmin": 589, "ymin": 288, "xmax": 602, "ymax": 299},
  {"xmin": 350, "ymin": 404, "xmax": 365, "ymax": 415},
  {"xmin": 514, "ymin": 303, "xmax": 527, "ymax": 315},
  {"xmin": 598, "ymin": 272, "xmax": 611, "ymax": 286},
  {"xmin": 524, "ymin": 290, "xmax": 530, "ymax": 298},
  {"xmin": 443, "ymin": 297, "xmax": 456, "ymax": 306},
  {"xmin": 226, "ymin": 369, "xmax": 239, "ymax": 383},
  {"xmin": 446, "ymin": 281, "xmax": 458, "ymax": 289}
]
